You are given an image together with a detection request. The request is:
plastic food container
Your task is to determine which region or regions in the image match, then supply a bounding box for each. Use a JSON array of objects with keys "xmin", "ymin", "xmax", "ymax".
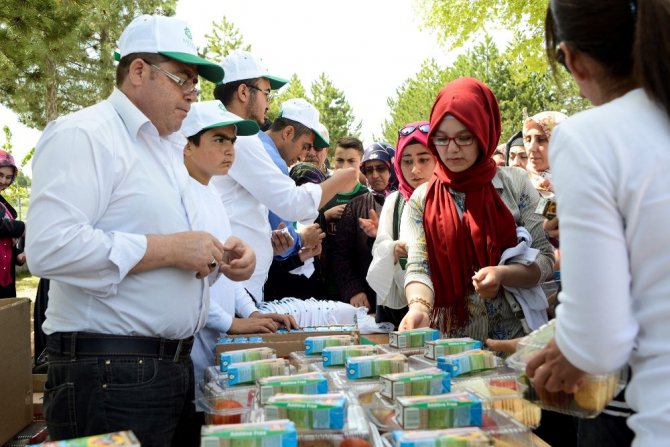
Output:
[
  {"xmin": 387, "ymin": 409, "xmax": 533, "ymax": 447},
  {"xmin": 197, "ymin": 382, "xmax": 257, "ymax": 425},
  {"xmin": 379, "ymin": 368, "xmax": 450, "ymax": 400},
  {"xmin": 305, "ymin": 335, "xmax": 356, "ymax": 356},
  {"xmin": 436, "ymin": 350, "xmax": 501, "ymax": 377},
  {"xmin": 406, "ymin": 354, "xmax": 437, "ymax": 371},
  {"xmin": 424, "ymin": 338, "xmax": 482, "ymax": 360},
  {"xmin": 264, "ymin": 393, "xmax": 348, "ymax": 430},
  {"xmin": 295, "ymin": 403, "xmax": 374, "ymax": 447},
  {"xmin": 395, "ymin": 392, "xmax": 483, "ymax": 430},
  {"xmin": 322, "ymin": 344, "xmax": 379, "ymax": 367},
  {"xmin": 451, "ymin": 374, "xmax": 542, "ymax": 428},
  {"xmin": 258, "ymin": 372, "xmax": 329, "ymax": 404},
  {"xmin": 220, "ymin": 347, "xmax": 276, "ymax": 372},
  {"xmin": 345, "ymin": 353, "xmax": 407, "ymax": 380},
  {"xmin": 331, "ymin": 370, "xmax": 383, "ymax": 404},
  {"xmin": 506, "ymin": 321, "xmax": 627, "ymax": 418},
  {"xmin": 377, "ymin": 344, "xmax": 426, "ymax": 357},
  {"xmin": 290, "ymin": 351, "xmax": 326, "ymax": 373},
  {"xmin": 200, "ymin": 419, "xmax": 297, "ymax": 447},
  {"xmin": 389, "ymin": 329, "xmax": 440, "ymax": 349},
  {"xmin": 227, "ymin": 358, "xmax": 290, "ymax": 386}
]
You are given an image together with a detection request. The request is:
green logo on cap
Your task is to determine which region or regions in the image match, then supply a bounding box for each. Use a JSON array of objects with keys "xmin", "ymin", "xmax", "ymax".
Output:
[{"xmin": 184, "ymin": 27, "xmax": 192, "ymax": 41}]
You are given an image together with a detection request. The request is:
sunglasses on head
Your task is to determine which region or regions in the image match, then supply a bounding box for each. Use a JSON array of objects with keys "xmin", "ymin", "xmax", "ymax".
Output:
[{"xmin": 399, "ymin": 123, "xmax": 430, "ymax": 136}]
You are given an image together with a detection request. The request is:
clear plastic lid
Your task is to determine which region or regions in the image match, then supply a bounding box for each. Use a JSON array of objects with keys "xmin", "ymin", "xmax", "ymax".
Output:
[
  {"xmin": 331, "ymin": 370, "xmax": 383, "ymax": 405},
  {"xmin": 196, "ymin": 381, "xmax": 258, "ymax": 425}
]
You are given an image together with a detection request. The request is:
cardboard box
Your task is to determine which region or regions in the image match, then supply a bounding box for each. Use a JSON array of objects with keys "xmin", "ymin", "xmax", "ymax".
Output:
[
  {"xmin": 216, "ymin": 328, "xmax": 358, "ymax": 361},
  {"xmin": 0, "ymin": 298, "xmax": 33, "ymax": 445}
]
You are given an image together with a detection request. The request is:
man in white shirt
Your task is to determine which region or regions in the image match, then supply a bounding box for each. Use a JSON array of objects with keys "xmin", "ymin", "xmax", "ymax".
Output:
[
  {"xmin": 211, "ymin": 50, "xmax": 358, "ymax": 301},
  {"xmin": 25, "ymin": 15, "xmax": 249, "ymax": 447}
]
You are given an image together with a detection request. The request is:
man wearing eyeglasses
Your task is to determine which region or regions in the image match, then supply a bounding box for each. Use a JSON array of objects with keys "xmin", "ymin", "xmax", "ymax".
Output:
[
  {"xmin": 303, "ymin": 123, "xmax": 333, "ymax": 176},
  {"xmin": 212, "ymin": 51, "xmax": 358, "ymax": 303},
  {"xmin": 26, "ymin": 15, "xmax": 231, "ymax": 446}
]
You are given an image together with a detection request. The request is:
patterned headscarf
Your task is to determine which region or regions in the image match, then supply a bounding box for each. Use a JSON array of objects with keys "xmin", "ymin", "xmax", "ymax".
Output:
[
  {"xmin": 522, "ymin": 111, "xmax": 567, "ymax": 149},
  {"xmin": 0, "ymin": 150, "xmax": 18, "ymax": 186},
  {"xmin": 289, "ymin": 162, "xmax": 327, "ymax": 186}
]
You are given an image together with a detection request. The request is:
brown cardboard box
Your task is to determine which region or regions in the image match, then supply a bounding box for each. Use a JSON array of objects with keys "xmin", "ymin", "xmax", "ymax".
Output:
[
  {"xmin": 215, "ymin": 328, "xmax": 359, "ymax": 362},
  {"xmin": 0, "ymin": 298, "xmax": 33, "ymax": 445}
]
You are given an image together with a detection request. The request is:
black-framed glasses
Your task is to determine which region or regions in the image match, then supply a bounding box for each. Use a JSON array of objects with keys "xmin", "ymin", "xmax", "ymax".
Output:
[
  {"xmin": 142, "ymin": 59, "xmax": 199, "ymax": 96},
  {"xmin": 431, "ymin": 134, "xmax": 474, "ymax": 148},
  {"xmin": 247, "ymin": 84, "xmax": 275, "ymax": 101},
  {"xmin": 363, "ymin": 164, "xmax": 389, "ymax": 174},
  {"xmin": 399, "ymin": 123, "xmax": 430, "ymax": 136}
]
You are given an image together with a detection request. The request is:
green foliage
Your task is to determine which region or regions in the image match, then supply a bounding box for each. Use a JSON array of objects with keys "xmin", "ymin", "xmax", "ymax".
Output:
[
  {"xmin": 382, "ymin": 36, "xmax": 589, "ymax": 145},
  {"xmin": 0, "ymin": 0, "xmax": 177, "ymax": 130},
  {"xmin": 310, "ymin": 73, "xmax": 361, "ymax": 147},
  {"xmin": 199, "ymin": 16, "xmax": 252, "ymax": 101}
]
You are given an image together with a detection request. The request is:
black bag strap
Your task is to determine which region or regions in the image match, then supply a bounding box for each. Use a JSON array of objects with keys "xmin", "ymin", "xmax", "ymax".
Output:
[{"xmin": 392, "ymin": 194, "xmax": 405, "ymax": 241}]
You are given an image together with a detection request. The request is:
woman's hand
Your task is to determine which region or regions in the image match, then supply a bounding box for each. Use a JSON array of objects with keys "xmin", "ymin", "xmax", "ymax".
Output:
[
  {"xmin": 485, "ymin": 337, "xmax": 520, "ymax": 354},
  {"xmin": 472, "ymin": 266, "xmax": 504, "ymax": 298},
  {"xmin": 358, "ymin": 209, "xmax": 379, "ymax": 238},
  {"xmin": 398, "ymin": 307, "xmax": 431, "ymax": 331},
  {"xmin": 393, "ymin": 241, "xmax": 408, "ymax": 263},
  {"xmin": 544, "ymin": 217, "xmax": 560, "ymax": 239},
  {"xmin": 526, "ymin": 337, "xmax": 586, "ymax": 394}
]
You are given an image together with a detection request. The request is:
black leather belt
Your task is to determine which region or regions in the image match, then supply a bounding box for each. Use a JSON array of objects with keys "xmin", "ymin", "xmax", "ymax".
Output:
[{"xmin": 47, "ymin": 332, "xmax": 194, "ymax": 362}]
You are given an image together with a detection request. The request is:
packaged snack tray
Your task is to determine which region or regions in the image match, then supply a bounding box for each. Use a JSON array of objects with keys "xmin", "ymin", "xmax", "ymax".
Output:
[
  {"xmin": 346, "ymin": 353, "xmax": 407, "ymax": 380},
  {"xmin": 389, "ymin": 329, "xmax": 439, "ymax": 349},
  {"xmin": 220, "ymin": 347, "xmax": 276, "ymax": 372},
  {"xmin": 227, "ymin": 358, "xmax": 289, "ymax": 386},
  {"xmin": 265, "ymin": 393, "xmax": 347, "ymax": 430},
  {"xmin": 380, "ymin": 368, "xmax": 450, "ymax": 400},
  {"xmin": 197, "ymin": 382, "xmax": 257, "ymax": 425},
  {"xmin": 305, "ymin": 335, "xmax": 356, "ymax": 356},
  {"xmin": 200, "ymin": 419, "xmax": 297, "ymax": 447},
  {"xmin": 258, "ymin": 372, "xmax": 329, "ymax": 404},
  {"xmin": 323, "ymin": 344, "xmax": 378, "ymax": 367},
  {"xmin": 395, "ymin": 392, "xmax": 483, "ymax": 430},
  {"xmin": 424, "ymin": 338, "xmax": 482, "ymax": 360},
  {"xmin": 436, "ymin": 350, "xmax": 499, "ymax": 377}
]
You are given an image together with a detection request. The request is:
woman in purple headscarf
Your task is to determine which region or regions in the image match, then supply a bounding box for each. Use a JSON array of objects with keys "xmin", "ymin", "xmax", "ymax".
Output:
[
  {"xmin": 366, "ymin": 121, "xmax": 437, "ymax": 328},
  {"xmin": 0, "ymin": 150, "xmax": 25, "ymax": 298}
]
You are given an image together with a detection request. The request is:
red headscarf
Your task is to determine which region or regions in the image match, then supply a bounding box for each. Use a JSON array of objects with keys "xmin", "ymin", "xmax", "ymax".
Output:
[
  {"xmin": 394, "ymin": 121, "xmax": 430, "ymax": 201},
  {"xmin": 423, "ymin": 77, "xmax": 518, "ymax": 329}
]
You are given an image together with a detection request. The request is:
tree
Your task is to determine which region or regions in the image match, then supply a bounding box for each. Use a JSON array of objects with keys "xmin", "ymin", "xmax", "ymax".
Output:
[
  {"xmin": 0, "ymin": 0, "xmax": 177, "ymax": 130},
  {"xmin": 199, "ymin": 16, "xmax": 252, "ymax": 101},
  {"xmin": 267, "ymin": 74, "xmax": 307, "ymax": 121},
  {"xmin": 310, "ymin": 73, "xmax": 361, "ymax": 146}
]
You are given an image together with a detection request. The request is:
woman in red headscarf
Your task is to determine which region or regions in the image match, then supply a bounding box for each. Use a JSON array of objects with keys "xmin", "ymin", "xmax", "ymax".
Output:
[{"xmin": 398, "ymin": 78, "xmax": 555, "ymax": 341}]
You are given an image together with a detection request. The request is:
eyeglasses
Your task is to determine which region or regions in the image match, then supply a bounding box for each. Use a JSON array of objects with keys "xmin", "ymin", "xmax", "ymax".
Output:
[
  {"xmin": 247, "ymin": 84, "xmax": 275, "ymax": 101},
  {"xmin": 302, "ymin": 143, "xmax": 325, "ymax": 152},
  {"xmin": 399, "ymin": 123, "xmax": 430, "ymax": 136},
  {"xmin": 363, "ymin": 164, "xmax": 389, "ymax": 174},
  {"xmin": 431, "ymin": 134, "xmax": 474, "ymax": 148},
  {"xmin": 143, "ymin": 60, "xmax": 199, "ymax": 96}
]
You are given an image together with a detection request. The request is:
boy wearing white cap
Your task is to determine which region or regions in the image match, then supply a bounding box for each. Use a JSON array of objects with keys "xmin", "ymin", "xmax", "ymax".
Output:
[
  {"xmin": 26, "ymin": 15, "xmax": 235, "ymax": 446},
  {"xmin": 180, "ymin": 101, "xmax": 298, "ymax": 390},
  {"xmin": 211, "ymin": 51, "xmax": 358, "ymax": 301}
]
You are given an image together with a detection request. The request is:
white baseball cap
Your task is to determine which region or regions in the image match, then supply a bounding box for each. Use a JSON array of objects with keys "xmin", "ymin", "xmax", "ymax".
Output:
[
  {"xmin": 278, "ymin": 98, "xmax": 329, "ymax": 148},
  {"xmin": 115, "ymin": 15, "xmax": 223, "ymax": 83},
  {"xmin": 181, "ymin": 100, "xmax": 259, "ymax": 138},
  {"xmin": 219, "ymin": 50, "xmax": 288, "ymax": 90}
]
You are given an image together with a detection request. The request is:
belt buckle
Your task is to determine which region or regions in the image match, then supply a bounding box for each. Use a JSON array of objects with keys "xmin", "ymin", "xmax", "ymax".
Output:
[{"xmin": 173, "ymin": 339, "xmax": 183, "ymax": 362}]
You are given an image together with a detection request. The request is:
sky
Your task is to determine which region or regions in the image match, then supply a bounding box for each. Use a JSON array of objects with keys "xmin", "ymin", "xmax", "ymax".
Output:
[{"xmin": 0, "ymin": 0, "xmax": 457, "ymax": 175}]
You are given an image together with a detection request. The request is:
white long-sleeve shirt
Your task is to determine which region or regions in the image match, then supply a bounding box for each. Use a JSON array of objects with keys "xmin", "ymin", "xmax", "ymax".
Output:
[
  {"xmin": 26, "ymin": 89, "xmax": 207, "ymax": 339},
  {"xmin": 551, "ymin": 88, "xmax": 670, "ymax": 446},
  {"xmin": 211, "ymin": 133, "xmax": 321, "ymax": 300}
]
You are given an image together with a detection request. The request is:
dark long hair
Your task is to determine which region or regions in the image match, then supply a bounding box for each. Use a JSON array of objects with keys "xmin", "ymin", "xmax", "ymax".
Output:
[{"xmin": 546, "ymin": 0, "xmax": 670, "ymax": 116}]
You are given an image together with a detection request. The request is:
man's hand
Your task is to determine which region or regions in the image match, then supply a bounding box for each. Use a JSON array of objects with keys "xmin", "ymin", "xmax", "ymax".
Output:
[
  {"xmin": 393, "ymin": 241, "xmax": 408, "ymax": 263},
  {"xmin": 250, "ymin": 311, "xmax": 300, "ymax": 330},
  {"xmin": 16, "ymin": 252, "xmax": 26, "ymax": 266},
  {"xmin": 228, "ymin": 317, "xmax": 278, "ymax": 334},
  {"xmin": 298, "ymin": 243, "xmax": 322, "ymax": 262},
  {"xmin": 527, "ymin": 338, "xmax": 586, "ymax": 394},
  {"xmin": 299, "ymin": 224, "xmax": 325, "ymax": 248},
  {"xmin": 330, "ymin": 167, "xmax": 359, "ymax": 192},
  {"xmin": 271, "ymin": 223, "xmax": 294, "ymax": 256},
  {"xmin": 358, "ymin": 209, "xmax": 379, "ymax": 238},
  {"xmin": 472, "ymin": 266, "xmax": 504, "ymax": 298},
  {"xmin": 349, "ymin": 292, "xmax": 370, "ymax": 309},
  {"xmin": 220, "ymin": 236, "xmax": 256, "ymax": 281},
  {"xmin": 324, "ymin": 204, "xmax": 346, "ymax": 223}
]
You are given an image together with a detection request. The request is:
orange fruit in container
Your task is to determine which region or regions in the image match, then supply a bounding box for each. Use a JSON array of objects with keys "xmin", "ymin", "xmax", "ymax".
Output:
[
  {"xmin": 210, "ymin": 398, "xmax": 244, "ymax": 425},
  {"xmin": 340, "ymin": 438, "xmax": 371, "ymax": 447}
]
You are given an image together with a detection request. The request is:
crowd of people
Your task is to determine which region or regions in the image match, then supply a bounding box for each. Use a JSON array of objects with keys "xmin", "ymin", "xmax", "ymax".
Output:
[{"xmin": 7, "ymin": 0, "xmax": 669, "ymax": 445}]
